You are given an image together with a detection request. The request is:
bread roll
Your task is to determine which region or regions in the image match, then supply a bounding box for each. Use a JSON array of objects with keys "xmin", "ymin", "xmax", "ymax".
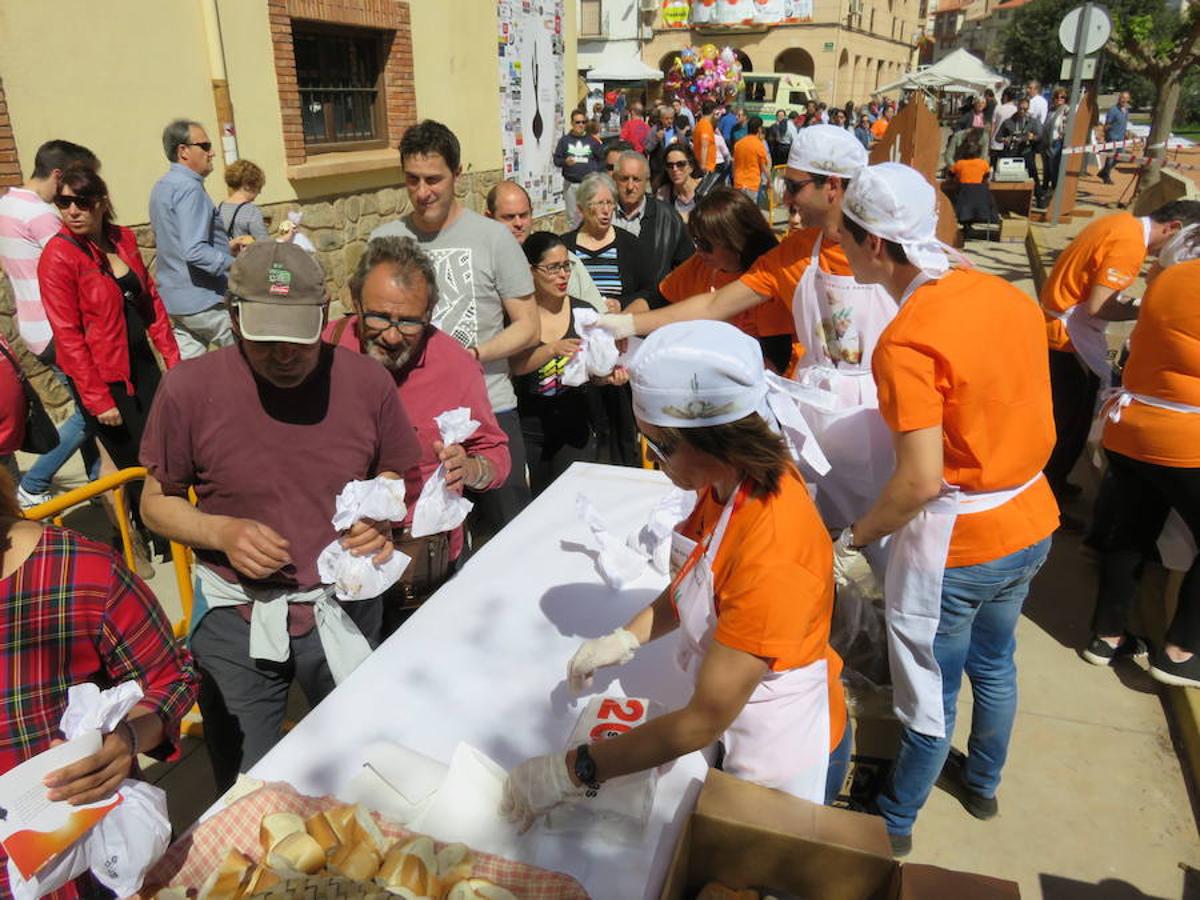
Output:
[
  {"xmin": 354, "ymin": 805, "xmax": 391, "ymax": 855},
  {"xmin": 259, "ymin": 812, "xmax": 305, "ymax": 855},
  {"xmin": 305, "ymin": 810, "xmax": 340, "ymax": 853},
  {"xmin": 242, "ymin": 865, "xmax": 282, "ymax": 896},
  {"xmin": 436, "ymin": 842, "xmax": 474, "ymax": 883},
  {"xmin": 266, "ymin": 831, "xmax": 326, "ymax": 875},
  {"xmin": 444, "ymin": 878, "xmax": 519, "ymax": 900},
  {"xmin": 326, "ymin": 804, "xmax": 359, "ymax": 844},
  {"xmin": 376, "ymin": 835, "xmax": 439, "ymax": 897},
  {"xmin": 198, "ymin": 848, "xmax": 253, "ymax": 900},
  {"xmin": 328, "ymin": 839, "xmax": 383, "ymax": 881},
  {"xmin": 695, "ymin": 883, "xmax": 759, "ymax": 900}
]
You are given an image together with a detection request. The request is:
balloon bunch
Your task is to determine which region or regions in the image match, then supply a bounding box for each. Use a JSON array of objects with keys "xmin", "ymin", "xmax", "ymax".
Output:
[{"xmin": 663, "ymin": 44, "xmax": 743, "ymax": 103}]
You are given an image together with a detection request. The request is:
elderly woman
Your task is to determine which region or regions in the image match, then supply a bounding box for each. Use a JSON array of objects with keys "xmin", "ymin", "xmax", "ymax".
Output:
[
  {"xmin": 655, "ymin": 143, "xmax": 720, "ymax": 222},
  {"xmin": 659, "ymin": 187, "xmax": 794, "ymax": 372},
  {"xmin": 220, "ymin": 158, "xmax": 271, "ymax": 243},
  {"xmin": 502, "ymin": 321, "xmax": 849, "ymax": 829},
  {"xmin": 561, "ymin": 172, "xmax": 659, "ymax": 467},
  {"xmin": 0, "ymin": 462, "xmax": 198, "ymax": 897}
]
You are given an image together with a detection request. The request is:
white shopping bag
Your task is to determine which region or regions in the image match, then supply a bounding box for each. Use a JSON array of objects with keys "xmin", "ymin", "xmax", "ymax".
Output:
[
  {"xmin": 317, "ymin": 476, "xmax": 411, "ymax": 601},
  {"xmin": 563, "ymin": 308, "xmax": 620, "ymax": 387},
  {"xmin": 410, "ymin": 408, "xmax": 481, "ymax": 538}
]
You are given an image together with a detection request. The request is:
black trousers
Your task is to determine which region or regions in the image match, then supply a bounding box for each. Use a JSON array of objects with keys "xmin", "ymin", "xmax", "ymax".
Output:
[
  {"xmin": 1045, "ymin": 349, "xmax": 1100, "ymax": 494},
  {"xmin": 466, "ymin": 408, "xmax": 531, "ymax": 544},
  {"xmin": 1093, "ymin": 450, "xmax": 1200, "ymax": 652}
]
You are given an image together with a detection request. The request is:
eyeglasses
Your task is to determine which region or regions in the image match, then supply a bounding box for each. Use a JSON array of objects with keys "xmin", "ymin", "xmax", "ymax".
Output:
[
  {"xmin": 186, "ymin": 141, "xmax": 213, "ymax": 152},
  {"xmin": 534, "ymin": 261, "xmax": 574, "ymax": 275},
  {"xmin": 776, "ymin": 176, "xmax": 816, "ymax": 198},
  {"xmin": 361, "ymin": 312, "xmax": 429, "ymax": 336},
  {"xmin": 665, "ymin": 160, "xmax": 690, "ymax": 170},
  {"xmin": 587, "ymin": 199, "xmax": 615, "ymax": 210},
  {"xmin": 53, "ymin": 194, "xmax": 97, "ymax": 211},
  {"xmin": 605, "ymin": 163, "xmax": 617, "ymax": 172},
  {"xmin": 643, "ymin": 434, "xmax": 677, "ymax": 462}
]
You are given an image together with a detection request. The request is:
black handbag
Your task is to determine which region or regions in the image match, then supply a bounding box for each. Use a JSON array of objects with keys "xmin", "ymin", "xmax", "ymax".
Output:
[{"xmin": 0, "ymin": 339, "xmax": 60, "ymax": 454}]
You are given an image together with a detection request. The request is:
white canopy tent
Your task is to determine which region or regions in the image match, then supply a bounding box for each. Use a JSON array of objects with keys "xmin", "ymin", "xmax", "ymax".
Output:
[
  {"xmin": 877, "ymin": 48, "xmax": 1006, "ymax": 95},
  {"xmin": 583, "ymin": 54, "xmax": 664, "ymax": 82}
]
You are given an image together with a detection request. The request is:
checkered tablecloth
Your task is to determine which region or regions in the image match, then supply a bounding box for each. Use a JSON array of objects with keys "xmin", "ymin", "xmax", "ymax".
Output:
[{"xmin": 141, "ymin": 782, "xmax": 588, "ymax": 899}]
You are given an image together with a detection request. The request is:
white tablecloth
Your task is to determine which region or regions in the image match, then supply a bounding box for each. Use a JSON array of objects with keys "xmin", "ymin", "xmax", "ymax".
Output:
[{"xmin": 244, "ymin": 462, "xmax": 708, "ymax": 900}]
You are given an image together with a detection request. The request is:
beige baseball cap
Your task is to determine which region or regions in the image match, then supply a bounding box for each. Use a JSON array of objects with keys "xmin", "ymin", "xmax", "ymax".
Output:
[{"xmin": 229, "ymin": 241, "xmax": 327, "ymax": 344}]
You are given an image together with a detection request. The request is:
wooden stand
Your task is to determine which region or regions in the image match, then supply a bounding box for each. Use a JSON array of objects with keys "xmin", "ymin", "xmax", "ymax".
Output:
[{"xmin": 1053, "ymin": 89, "xmax": 1098, "ymax": 220}]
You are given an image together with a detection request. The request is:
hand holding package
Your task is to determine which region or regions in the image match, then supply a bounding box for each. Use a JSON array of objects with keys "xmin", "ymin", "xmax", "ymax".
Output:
[
  {"xmin": 318, "ymin": 476, "xmax": 411, "ymax": 601},
  {"xmin": 411, "ymin": 408, "xmax": 481, "ymax": 538},
  {"xmin": 563, "ymin": 309, "xmax": 620, "ymax": 387},
  {"xmin": 6, "ymin": 682, "xmax": 171, "ymax": 900}
]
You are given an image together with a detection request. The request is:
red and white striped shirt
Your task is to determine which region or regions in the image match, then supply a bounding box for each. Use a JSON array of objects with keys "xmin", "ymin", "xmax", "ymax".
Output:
[{"xmin": 0, "ymin": 186, "xmax": 61, "ymax": 354}]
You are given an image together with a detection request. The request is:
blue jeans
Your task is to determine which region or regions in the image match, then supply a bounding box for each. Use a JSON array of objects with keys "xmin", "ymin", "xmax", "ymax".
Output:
[
  {"xmin": 20, "ymin": 367, "xmax": 99, "ymax": 494},
  {"xmin": 877, "ymin": 536, "xmax": 1051, "ymax": 835},
  {"xmin": 825, "ymin": 716, "xmax": 853, "ymax": 804}
]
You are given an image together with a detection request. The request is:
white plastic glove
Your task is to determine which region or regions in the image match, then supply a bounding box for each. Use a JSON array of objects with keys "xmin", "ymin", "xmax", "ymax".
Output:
[
  {"xmin": 567, "ymin": 628, "xmax": 641, "ymax": 695},
  {"xmin": 500, "ymin": 753, "xmax": 587, "ymax": 833},
  {"xmin": 833, "ymin": 527, "xmax": 881, "ymax": 596},
  {"xmin": 596, "ymin": 313, "xmax": 637, "ymax": 341}
]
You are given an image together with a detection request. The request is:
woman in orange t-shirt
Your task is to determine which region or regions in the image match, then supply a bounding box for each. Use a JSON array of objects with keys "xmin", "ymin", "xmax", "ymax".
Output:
[
  {"xmin": 659, "ymin": 186, "xmax": 795, "ymax": 371},
  {"xmin": 503, "ymin": 321, "xmax": 848, "ymax": 828},
  {"xmin": 948, "ymin": 130, "xmax": 996, "ymax": 239},
  {"xmin": 1089, "ymin": 258, "xmax": 1200, "ymax": 685}
]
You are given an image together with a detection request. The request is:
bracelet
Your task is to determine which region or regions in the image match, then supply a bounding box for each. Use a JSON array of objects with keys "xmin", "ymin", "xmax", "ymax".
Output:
[
  {"xmin": 119, "ymin": 719, "xmax": 140, "ymax": 759},
  {"xmin": 469, "ymin": 346, "xmax": 481, "ymax": 361},
  {"xmin": 467, "ymin": 456, "xmax": 492, "ymax": 491}
]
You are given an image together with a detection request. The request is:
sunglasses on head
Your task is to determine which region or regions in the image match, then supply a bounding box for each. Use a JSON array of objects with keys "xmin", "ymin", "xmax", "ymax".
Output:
[{"xmin": 53, "ymin": 194, "xmax": 98, "ymax": 211}]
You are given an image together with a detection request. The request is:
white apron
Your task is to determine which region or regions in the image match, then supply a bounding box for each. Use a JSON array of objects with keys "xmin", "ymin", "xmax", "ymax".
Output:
[
  {"xmin": 1046, "ymin": 304, "xmax": 1112, "ymax": 388},
  {"xmin": 788, "ymin": 233, "xmax": 899, "ymax": 532},
  {"xmin": 1099, "ymin": 389, "xmax": 1200, "ymax": 571},
  {"xmin": 670, "ymin": 486, "xmax": 831, "ymax": 803},
  {"xmin": 884, "ymin": 472, "xmax": 1045, "ymax": 738}
]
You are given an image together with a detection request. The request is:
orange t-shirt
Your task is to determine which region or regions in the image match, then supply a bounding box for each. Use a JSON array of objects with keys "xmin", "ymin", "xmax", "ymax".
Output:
[
  {"xmin": 738, "ymin": 227, "xmax": 854, "ymax": 313},
  {"xmin": 1104, "ymin": 260, "xmax": 1200, "ymax": 467},
  {"xmin": 732, "ymin": 135, "xmax": 769, "ymax": 191},
  {"xmin": 660, "ymin": 254, "xmax": 795, "ymax": 339},
  {"xmin": 1041, "ymin": 212, "xmax": 1147, "ymax": 352},
  {"xmin": 871, "ymin": 117, "xmax": 890, "ymax": 139},
  {"xmin": 950, "ymin": 158, "xmax": 990, "ymax": 184},
  {"xmin": 680, "ymin": 469, "xmax": 846, "ymax": 751},
  {"xmin": 693, "ymin": 118, "xmax": 717, "ymax": 172},
  {"xmin": 873, "ymin": 269, "xmax": 1060, "ymax": 567}
]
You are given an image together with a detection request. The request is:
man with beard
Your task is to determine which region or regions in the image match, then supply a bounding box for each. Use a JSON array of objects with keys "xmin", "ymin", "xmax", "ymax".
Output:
[{"xmin": 324, "ymin": 236, "xmax": 510, "ymax": 632}]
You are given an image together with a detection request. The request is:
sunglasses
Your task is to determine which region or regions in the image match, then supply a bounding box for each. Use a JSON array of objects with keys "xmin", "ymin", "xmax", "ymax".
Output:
[
  {"xmin": 53, "ymin": 194, "xmax": 98, "ymax": 211},
  {"xmin": 665, "ymin": 160, "xmax": 690, "ymax": 170},
  {"xmin": 572, "ymin": 119, "xmax": 587, "ymax": 126},
  {"xmin": 644, "ymin": 434, "xmax": 677, "ymax": 462},
  {"xmin": 186, "ymin": 141, "xmax": 213, "ymax": 152},
  {"xmin": 361, "ymin": 312, "xmax": 429, "ymax": 336},
  {"xmin": 775, "ymin": 176, "xmax": 816, "ymax": 198}
]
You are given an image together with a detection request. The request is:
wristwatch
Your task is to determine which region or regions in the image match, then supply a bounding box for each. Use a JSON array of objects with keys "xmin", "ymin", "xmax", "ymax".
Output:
[{"xmin": 573, "ymin": 744, "xmax": 600, "ymax": 795}]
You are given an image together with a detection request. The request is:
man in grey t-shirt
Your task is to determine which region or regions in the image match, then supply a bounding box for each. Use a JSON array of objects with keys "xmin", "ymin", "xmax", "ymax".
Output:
[{"xmin": 371, "ymin": 120, "xmax": 538, "ymax": 533}]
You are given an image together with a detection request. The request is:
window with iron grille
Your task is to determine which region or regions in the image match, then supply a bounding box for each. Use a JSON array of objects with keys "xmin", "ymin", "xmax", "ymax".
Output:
[{"xmin": 293, "ymin": 23, "xmax": 388, "ymax": 151}]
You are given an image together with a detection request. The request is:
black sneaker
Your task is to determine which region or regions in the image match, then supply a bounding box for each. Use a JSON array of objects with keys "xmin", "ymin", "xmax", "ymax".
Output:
[
  {"xmin": 1082, "ymin": 633, "xmax": 1149, "ymax": 667},
  {"xmin": 937, "ymin": 749, "xmax": 998, "ymax": 820},
  {"xmin": 888, "ymin": 831, "xmax": 912, "ymax": 857},
  {"xmin": 1150, "ymin": 649, "xmax": 1200, "ymax": 688}
]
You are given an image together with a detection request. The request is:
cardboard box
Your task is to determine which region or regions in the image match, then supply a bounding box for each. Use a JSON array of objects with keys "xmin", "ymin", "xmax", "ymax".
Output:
[
  {"xmin": 659, "ymin": 769, "xmax": 1020, "ymax": 900},
  {"xmin": 999, "ymin": 213, "xmax": 1030, "ymax": 243}
]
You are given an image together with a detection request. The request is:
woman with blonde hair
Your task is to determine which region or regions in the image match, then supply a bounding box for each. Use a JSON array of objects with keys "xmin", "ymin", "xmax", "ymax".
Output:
[{"xmin": 220, "ymin": 159, "xmax": 270, "ymax": 242}]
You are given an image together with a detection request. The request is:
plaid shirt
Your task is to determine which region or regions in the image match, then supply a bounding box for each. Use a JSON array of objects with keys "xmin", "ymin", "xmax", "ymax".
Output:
[{"xmin": 0, "ymin": 525, "xmax": 199, "ymax": 899}]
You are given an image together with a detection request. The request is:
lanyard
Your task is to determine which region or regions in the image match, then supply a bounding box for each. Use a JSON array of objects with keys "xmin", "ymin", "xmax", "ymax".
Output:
[{"xmin": 667, "ymin": 482, "xmax": 749, "ymax": 618}]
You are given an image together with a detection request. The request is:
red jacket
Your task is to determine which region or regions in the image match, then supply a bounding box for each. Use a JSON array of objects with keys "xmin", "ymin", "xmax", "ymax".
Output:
[{"xmin": 39, "ymin": 225, "xmax": 180, "ymax": 415}]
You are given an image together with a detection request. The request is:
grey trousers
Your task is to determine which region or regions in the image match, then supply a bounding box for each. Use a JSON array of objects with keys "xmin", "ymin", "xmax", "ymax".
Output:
[
  {"xmin": 190, "ymin": 601, "xmax": 382, "ymax": 792},
  {"xmin": 170, "ymin": 305, "xmax": 235, "ymax": 360}
]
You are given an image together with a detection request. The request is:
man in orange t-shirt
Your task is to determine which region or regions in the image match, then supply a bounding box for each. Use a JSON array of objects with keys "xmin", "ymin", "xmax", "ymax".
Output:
[
  {"xmin": 692, "ymin": 100, "xmax": 718, "ymax": 173},
  {"xmin": 1040, "ymin": 203, "xmax": 1200, "ymax": 501},
  {"xmin": 732, "ymin": 117, "xmax": 770, "ymax": 196},
  {"xmin": 834, "ymin": 163, "xmax": 1057, "ymax": 856},
  {"xmin": 870, "ymin": 107, "xmax": 893, "ymax": 142}
]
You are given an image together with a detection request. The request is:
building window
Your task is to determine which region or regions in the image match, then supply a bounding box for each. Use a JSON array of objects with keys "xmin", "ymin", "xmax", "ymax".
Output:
[
  {"xmin": 293, "ymin": 23, "xmax": 387, "ymax": 150},
  {"xmin": 580, "ymin": 0, "xmax": 603, "ymax": 36}
]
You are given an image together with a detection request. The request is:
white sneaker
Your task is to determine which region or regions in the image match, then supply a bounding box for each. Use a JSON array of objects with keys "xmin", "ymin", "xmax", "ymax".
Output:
[{"xmin": 16, "ymin": 485, "xmax": 52, "ymax": 510}]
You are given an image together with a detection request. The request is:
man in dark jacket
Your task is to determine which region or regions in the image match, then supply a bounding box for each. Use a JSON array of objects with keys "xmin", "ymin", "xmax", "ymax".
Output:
[
  {"xmin": 553, "ymin": 110, "xmax": 604, "ymax": 228},
  {"xmin": 611, "ymin": 150, "xmax": 693, "ymax": 284},
  {"xmin": 997, "ymin": 97, "xmax": 1041, "ymax": 191}
]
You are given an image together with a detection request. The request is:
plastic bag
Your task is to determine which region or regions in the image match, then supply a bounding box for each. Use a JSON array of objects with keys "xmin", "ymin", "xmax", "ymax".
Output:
[
  {"xmin": 7, "ymin": 683, "xmax": 171, "ymax": 900},
  {"xmin": 317, "ymin": 476, "xmax": 411, "ymax": 601},
  {"xmin": 576, "ymin": 494, "xmax": 648, "ymax": 588},
  {"xmin": 627, "ymin": 488, "xmax": 697, "ymax": 575},
  {"xmin": 563, "ymin": 308, "xmax": 620, "ymax": 387},
  {"xmin": 830, "ymin": 579, "xmax": 891, "ymax": 690},
  {"xmin": 410, "ymin": 408, "xmax": 480, "ymax": 538}
]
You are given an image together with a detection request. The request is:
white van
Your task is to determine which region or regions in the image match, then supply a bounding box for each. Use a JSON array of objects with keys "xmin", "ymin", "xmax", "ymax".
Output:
[{"xmin": 742, "ymin": 73, "xmax": 818, "ymax": 118}]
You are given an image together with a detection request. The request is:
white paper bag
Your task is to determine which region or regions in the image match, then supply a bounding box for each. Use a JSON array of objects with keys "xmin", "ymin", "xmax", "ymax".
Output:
[
  {"xmin": 6, "ymin": 683, "xmax": 170, "ymax": 900},
  {"xmin": 317, "ymin": 476, "xmax": 411, "ymax": 601},
  {"xmin": 576, "ymin": 494, "xmax": 647, "ymax": 588},
  {"xmin": 411, "ymin": 408, "xmax": 481, "ymax": 538},
  {"xmin": 627, "ymin": 489, "xmax": 697, "ymax": 574},
  {"xmin": 563, "ymin": 308, "xmax": 620, "ymax": 387}
]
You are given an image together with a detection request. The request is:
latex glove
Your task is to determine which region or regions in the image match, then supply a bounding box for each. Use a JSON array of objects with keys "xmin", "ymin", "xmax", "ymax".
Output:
[
  {"xmin": 596, "ymin": 313, "xmax": 637, "ymax": 341},
  {"xmin": 501, "ymin": 753, "xmax": 587, "ymax": 834},
  {"xmin": 567, "ymin": 627, "xmax": 640, "ymax": 695},
  {"xmin": 833, "ymin": 527, "xmax": 880, "ymax": 596}
]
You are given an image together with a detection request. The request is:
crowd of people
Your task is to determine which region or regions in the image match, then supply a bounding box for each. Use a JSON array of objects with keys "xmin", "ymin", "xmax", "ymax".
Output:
[{"xmin": 0, "ymin": 83, "xmax": 1196, "ymax": 894}]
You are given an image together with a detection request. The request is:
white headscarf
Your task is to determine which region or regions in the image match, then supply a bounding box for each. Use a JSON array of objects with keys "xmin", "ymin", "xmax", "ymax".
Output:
[
  {"xmin": 841, "ymin": 162, "xmax": 967, "ymax": 278},
  {"xmin": 787, "ymin": 124, "xmax": 868, "ymax": 179},
  {"xmin": 1159, "ymin": 223, "xmax": 1200, "ymax": 269}
]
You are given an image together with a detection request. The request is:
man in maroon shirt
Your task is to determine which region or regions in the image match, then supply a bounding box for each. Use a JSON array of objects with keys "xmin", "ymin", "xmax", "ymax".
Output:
[
  {"xmin": 325, "ymin": 236, "xmax": 510, "ymax": 630},
  {"xmin": 139, "ymin": 242, "xmax": 421, "ymax": 789}
]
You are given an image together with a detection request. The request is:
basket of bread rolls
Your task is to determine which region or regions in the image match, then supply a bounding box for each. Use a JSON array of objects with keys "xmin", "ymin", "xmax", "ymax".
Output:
[{"xmin": 141, "ymin": 782, "xmax": 587, "ymax": 899}]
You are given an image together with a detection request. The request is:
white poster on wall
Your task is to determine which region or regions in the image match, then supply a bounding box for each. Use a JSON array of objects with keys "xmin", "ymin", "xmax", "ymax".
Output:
[{"xmin": 498, "ymin": 0, "xmax": 565, "ymax": 217}]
